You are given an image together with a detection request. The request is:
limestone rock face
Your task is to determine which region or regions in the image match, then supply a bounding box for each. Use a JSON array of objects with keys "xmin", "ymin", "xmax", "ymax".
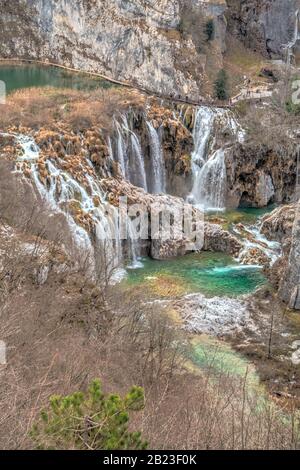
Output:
[
  {"xmin": 102, "ymin": 176, "xmax": 242, "ymax": 259},
  {"xmin": 255, "ymin": 172, "xmax": 275, "ymax": 208},
  {"xmin": 203, "ymin": 223, "xmax": 242, "ymax": 256},
  {"xmin": 226, "ymin": 0, "xmax": 300, "ymax": 58},
  {"xmin": 1, "ymin": 0, "xmax": 300, "ymax": 93},
  {"xmin": 261, "ymin": 203, "xmax": 300, "ymax": 310},
  {"xmin": 261, "ymin": 204, "xmax": 296, "ymax": 243},
  {"xmin": 225, "ymin": 144, "xmax": 296, "ymax": 208},
  {"xmin": 279, "ymin": 201, "xmax": 300, "ymax": 310}
]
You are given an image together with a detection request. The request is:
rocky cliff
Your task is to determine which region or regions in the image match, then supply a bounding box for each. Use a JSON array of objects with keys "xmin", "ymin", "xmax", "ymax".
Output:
[
  {"xmin": 260, "ymin": 203, "xmax": 300, "ymax": 310},
  {"xmin": 225, "ymin": 143, "xmax": 296, "ymax": 208},
  {"xmin": 0, "ymin": 0, "xmax": 227, "ymax": 99},
  {"xmin": 278, "ymin": 202, "xmax": 300, "ymax": 309},
  {"xmin": 1, "ymin": 0, "xmax": 299, "ymax": 95},
  {"xmin": 226, "ymin": 0, "xmax": 300, "ymax": 58}
]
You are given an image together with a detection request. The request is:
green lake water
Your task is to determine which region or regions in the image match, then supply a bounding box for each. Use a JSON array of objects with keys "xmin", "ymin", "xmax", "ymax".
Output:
[
  {"xmin": 191, "ymin": 336, "xmax": 259, "ymax": 383},
  {"xmin": 0, "ymin": 64, "xmax": 114, "ymax": 94},
  {"xmin": 207, "ymin": 205, "xmax": 276, "ymax": 230},
  {"xmin": 125, "ymin": 252, "xmax": 266, "ymax": 299},
  {"xmin": 125, "ymin": 207, "xmax": 273, "ymax": 299}
]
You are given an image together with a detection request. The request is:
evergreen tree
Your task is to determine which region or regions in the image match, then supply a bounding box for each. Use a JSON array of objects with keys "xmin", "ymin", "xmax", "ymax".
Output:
[
  {"xmin": 214, "ymin": 69, "xmax": 229, "ymax": 101},
  {"xmin": 30, "ymin": 379, "xmax": 147, "ymax": 450}
]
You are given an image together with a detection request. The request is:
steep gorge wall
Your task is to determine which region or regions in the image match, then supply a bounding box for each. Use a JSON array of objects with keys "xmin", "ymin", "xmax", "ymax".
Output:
[
  {"xmin": 225, "ymin": 143, "xmax": 296, "ymax": 208},
  {"xmin": 0, "ymin": 0, "xmax": 227, "ymax": 99},
  {"xmin": 279, "ymin": 201, "xmax": 300, "ymax": 309}
]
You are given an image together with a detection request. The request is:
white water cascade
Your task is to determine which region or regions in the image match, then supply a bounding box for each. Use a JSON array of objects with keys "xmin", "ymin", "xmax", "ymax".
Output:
[
  {"xmin": 234, "ymin": 221, "xmax": 282, "ymax": 267},
  {"xmin": 146, "ymin": 121, "xmax": 166, "ymax": 194},
  {"xmin": 191, "ymin": 107, "xmax": 216, "ymax": 169},
  {"xmin": 112, "ymin": 114, "xmax": 148, "ymax": 192},
  {"xmin": 192, "ymin": 148, "xmax": 227, "ymax": 211},
  {"xmin": 115, "ymin": 120, "xmax": 128, "ymax": 178},
  {"xmin": 190, "ymin": 106, "xmax": 245, "ymax": 211},
  {"xmin": 130, "ymin": 133, "xmax": 148, "ymax": 191},
  {"xmin": 285, "ymin": 9, "xmax": 300, "ymax": 65},
  {"xmin": 111, "ymin": 114, "xmax": 167, "ymax": 195}
]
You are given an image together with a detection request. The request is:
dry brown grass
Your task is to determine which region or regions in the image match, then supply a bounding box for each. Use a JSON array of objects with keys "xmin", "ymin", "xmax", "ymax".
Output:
[
  {"xmin": 0, "ymin": 87, "xmax": 147, "ymax": 133},
  {"xmin": 224, "ymin": 35, "xmax": 268, "ymax": 95},
  {"xmin": 0, "ymin": 215, "xmax": 299, "ymax": 450}
]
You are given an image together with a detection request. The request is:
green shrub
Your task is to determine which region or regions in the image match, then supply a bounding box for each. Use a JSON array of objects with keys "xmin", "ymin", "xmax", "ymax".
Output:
[
  {"xmin": 286, "ymin": 100, "xmax": 300, "ymax": 115},
  {"xmin": 30, "ymin": 379, "xmax": 147, "ymax": 450}
]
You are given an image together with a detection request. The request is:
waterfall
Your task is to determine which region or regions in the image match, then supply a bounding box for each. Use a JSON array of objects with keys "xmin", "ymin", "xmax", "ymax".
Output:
[
  {"xmin": 111, "ymin": 114, "xmax": 167, "ymax": 195},
  {"xmin": 115, "ymin": 122, "xmax": 127, "ymax": 177},
  {"xmin": 127, "ymin": 220, "xmax": 143, "ymax": 269},
  {"xmin": 189, "ymin": 106, "xmax": 245, "ymax": 211},
  {"xmin": 146, "ymin": 121, "xmax": 166, "ymax": 194},
  {"xmin": 15, "ymin": 136, "xmax": 95, "ymax": 260},
  {"xmin": 192, "ymin": 149, "xmax": 227, "ymax": 211},
  {"xmin": 112, "ymin": 114, "xmax": 148, "ymax": 191},
  {"xmin": 234, "ymin": 221, "xmax": 282, "ymax": 267},
  {"xmin": 130, "ymin": 133, "xmax": 148, "ymax": 191},
  {"xmin": 191, "ymin": 107, "xmax": 216, "ymax": 169},
  {"xmin": 285, "ymin": 10, "xmax": 300, "ymax": 65},
  {"xmin": 12, "ymin": 133, "xmax": 143, "ymax": 276},
  {"xmin": 293, "ymin": 10, "xmax": 300, "ymax": 44}
]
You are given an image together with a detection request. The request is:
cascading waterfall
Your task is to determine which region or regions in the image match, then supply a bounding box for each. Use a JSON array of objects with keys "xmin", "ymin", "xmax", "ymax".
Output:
[
  {"xmin": 115, "ymin": 120, "xmax": 127, "ymax": 178},
  {"xmin": 111, "ymin": 114, "xmax": 167, "ymax": 195},
  {"xmin": 11, "ymin": 133, "xmax": 142, "ymax": 277},
  {"xmin": 189, "ymin": 106, "xmax": 245, "ymax": 211},
  {"xmin": 112, "ymin": 114, "xmax": 148, "ymax": 192},
  {"xmin": 191, "ymin": 107, "xmax": 216, "ymax": 169},
  {"xmin": 285, "ymin": 9, "xmax": 300, "ymax": 65},
  {"xmin": 233, "ymin": 221, "xmax": 282, "ymax": 267},
  {"xmin": 192, "ymin": 148, "xmax": 227, "ymax": 211},
  {"xmin": 130, "ymin": 133, "xmax": 148, "ymax": 191},
  {"xmin": 14, "ymin": 135, "xmax": 96, "ymax": 264},
  {"xmin": 107, "ymin": 136, "xmax": 114, "ymax": 161},
  {"xmin": 146, "ymin": 121, "xmax": 166, "ymax": 194},
  {"xmin": 127, "ymin": 220, "xmax": 143, "ymax": 269}
]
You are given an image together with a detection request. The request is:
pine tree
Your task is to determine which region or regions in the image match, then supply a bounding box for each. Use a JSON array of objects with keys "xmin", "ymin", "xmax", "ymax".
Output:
[
  {"xmin": 205, "ymin": 19, "xmax": 215, "ymax": 41},
  {"xmin": 30, "ymin": 379, "xmax": 148, "ymax": 450},
  {"xmin": 214, "ymin": 69, "xmax": 229, "ymax": 101}
]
